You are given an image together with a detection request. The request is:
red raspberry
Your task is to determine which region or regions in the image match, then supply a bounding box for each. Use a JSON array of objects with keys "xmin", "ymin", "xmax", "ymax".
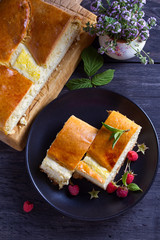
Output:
[
  {"xmin": 23, "ymin": 201, "xmax": 34, "ymax": 213},
  {"xmin": 68, "ymin": 184, "xmax": 79, "ymax": 196},
  {"xmin": 126, "ymin": 173, "xmax": 134, "ymax": 184},
  {"xmin": 116, "ymin": 187, "xmax": 128, "ymax": 198},
  {"xmin": 127, "ymin": 150, "xmax": 138, "ymax": 161},
  {"xmin": 106, "ymin": 182, "xmax": 118, "ymax": 193}
]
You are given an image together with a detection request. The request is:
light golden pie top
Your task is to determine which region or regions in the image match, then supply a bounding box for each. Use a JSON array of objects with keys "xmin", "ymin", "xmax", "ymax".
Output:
[
  {"xmin": 26, "ymin": 0, "xmax": 73, "ymax": 65},
  {"xmin": 87, "ymin": 111, "xmax": 140, "ymax": 172},
  {"xmin": 0, "ymin": 65, "xmax": 33, "ymax": 132},
  {"xmin": 47, "ymin": 115, "xmax": 98, "ymax": 171},
  {"xmin": 0, "ymin": 0, "xmax": 30, "ymax": 63}
]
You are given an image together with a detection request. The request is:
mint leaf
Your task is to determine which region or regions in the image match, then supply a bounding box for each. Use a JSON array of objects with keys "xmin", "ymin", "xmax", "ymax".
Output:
[
  {"xmin": 112, "ymin": 132, "xmax": 123, "ymax": 148},
  {"xmin": 81, "ymin": 46, "xmax": 103, "ymax": 77},
  {"xmin": 102, "ymin": 122, "xmax": 130, "ymax": 149},
  {"xmin": 92, "ymin": 69, "xmax": 115, "ymax": 86},
  {"xmin": 66, "ymin": 78, "xmax": 92, "ymax": 90},
  {"xmin": 122, "ymin": 172, "xmax": 128, "ymax": 186},
  {"xmin": 114, "ymin": 131, "xmax": 122, "ymax": 140},
  {"xmin": 102, "ymin": 123, "xmax": 117, "ymax": 133},
  {"xmin": 127, "ymin": 183, "xmax": 142, "ymax": 192}
]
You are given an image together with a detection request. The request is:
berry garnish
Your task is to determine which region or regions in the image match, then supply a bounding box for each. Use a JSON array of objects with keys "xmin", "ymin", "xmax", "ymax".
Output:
[
  {"xmin": 68, "ymin": 184, "xmax": 79, "ymax": 196},
  {"xmin": 126, "ymin": 173, "xmax": 134, "ymax": 184},
  {"xmin": 23, "ymin": 201, "xmax": 34, "ymax": 213},
  {"xmin": 127, "ymin": 150, "xmax": 138, "ymax": 161},
  {"xmin": 106, "ymin": 182, "xmax": 118, "ymax": 193},
  {"xmin": 116, "ymin": 187, "xmax": 128, "ymax": 198}
]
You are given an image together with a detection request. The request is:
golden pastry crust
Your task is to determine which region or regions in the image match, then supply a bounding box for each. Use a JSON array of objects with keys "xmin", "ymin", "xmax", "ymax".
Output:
[
  {"xmin": 87, "ymin": 111, "xmax": 141, "ymax": 172},
  {"xmin": 26, "ymin": 0, "xmax": 76, "ymax": 65},
  {"xmin": 0, "ymin": 0, "xmax": 30, "ymax": 64},
  {"xmin": 0, "ymin": 65, "xmax": 32, "ymax": 133},
  {"xmin": 47, "ymin": 115, "xmax": 98, "ymax": 171}
]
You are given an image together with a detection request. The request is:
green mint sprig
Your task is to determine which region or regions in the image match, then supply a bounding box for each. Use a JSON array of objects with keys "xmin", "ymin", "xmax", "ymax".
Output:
[
  {"xmin": 66, "ymin": 46, "xmax": 115, "ymax": 90},
  {"xmin": 102, "ymin": 122, "xmax": 130, "ymax": 149}
]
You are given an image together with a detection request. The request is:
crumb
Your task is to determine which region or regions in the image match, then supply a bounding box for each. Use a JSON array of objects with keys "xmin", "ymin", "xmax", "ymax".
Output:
[
  {"xmin": 76, "ymin": 35, "xmax": 80, "ymax": 41},
  {"xmin": 20, "ymin": 117, "xmax": 27, "ymax": 126},
  {"xmin": 8, "ymin": 129, "xmax": 15, "ymax": 135}
]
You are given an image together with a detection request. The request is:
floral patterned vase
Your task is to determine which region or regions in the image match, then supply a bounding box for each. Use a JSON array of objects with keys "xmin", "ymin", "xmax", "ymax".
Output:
[{"xmin": 99, "ymin": 35, "xmax": 146, "ymax": 60}]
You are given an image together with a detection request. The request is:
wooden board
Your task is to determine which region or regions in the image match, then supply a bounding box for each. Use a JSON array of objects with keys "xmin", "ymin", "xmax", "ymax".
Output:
[{"xmin": 0, "ymin": 0, "xmax": 96, "ymax": 151}]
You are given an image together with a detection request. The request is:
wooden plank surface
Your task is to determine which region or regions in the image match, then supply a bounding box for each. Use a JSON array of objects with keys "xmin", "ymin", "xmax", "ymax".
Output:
[
  {"xmin": 0, "ymin": 62, "xmax": 160, "ymax": 240},
  {"xmin": 0, "ymin": 0, "xmax": 160, "ymax": 240}
]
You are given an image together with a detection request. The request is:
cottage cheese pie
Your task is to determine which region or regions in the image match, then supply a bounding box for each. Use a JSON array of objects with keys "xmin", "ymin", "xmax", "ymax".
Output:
[
  {"xmin": 76, "ymin": 111, "xmax": 142, "ymax": 189},
  {"xmin": 40, "ymin": 115, "xmax": 98, "ymax": 188},
  {"xmin": 0, "ymin": 0, "xmax": 81, "ymax": 135}
]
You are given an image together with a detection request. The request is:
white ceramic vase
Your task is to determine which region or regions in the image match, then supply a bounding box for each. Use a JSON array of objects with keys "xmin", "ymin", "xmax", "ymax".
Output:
[{"xmin": 99, "ymin": 35, "xmax": 146, "ymax": 60}]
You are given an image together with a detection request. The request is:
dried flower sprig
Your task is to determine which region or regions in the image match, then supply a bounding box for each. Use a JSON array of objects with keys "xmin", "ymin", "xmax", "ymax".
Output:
[{"xmin": 84, "ymin": 0, "xmax": 157, "ymax": 64}]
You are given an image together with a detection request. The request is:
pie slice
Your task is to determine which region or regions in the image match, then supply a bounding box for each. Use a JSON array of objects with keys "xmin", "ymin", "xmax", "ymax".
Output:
[
  {"xmin": 0, "ymin": 0, "xmax": 30, "ymax": 64},
  {"xmin": 10, "ymin": 0, "xmax": 81, "ymax": 83},
  {"xmin": 40, "ymin": 115, "xmax": 98, "ymax": 188},
  {"xmin": 76, "ymin": 111, "xmax": 142, "ymax": 189},
  {"xmin": 11, "ymin": 0, "xmax": 81, "ymax": 82},
  {"xmin": 25, "ymin": 0, "xmax": 81, "ymax": 67},
  {"xmin": 0, "ymin": 65, "xmax": 33, "ymax": 134}
]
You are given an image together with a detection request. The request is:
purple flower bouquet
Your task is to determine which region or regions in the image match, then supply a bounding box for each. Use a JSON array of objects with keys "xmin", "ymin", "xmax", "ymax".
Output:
[{"xmin": 84, "ymin": 0, "xmax": 157, "ymax": 64}]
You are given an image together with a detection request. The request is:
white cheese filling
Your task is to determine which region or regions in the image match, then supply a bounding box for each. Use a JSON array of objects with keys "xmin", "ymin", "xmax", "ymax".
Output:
[
  {"xmin": 76, "ymin": 156, "xmax": 109, "ymax": 189},
  {"xmin": 5, "ymin": 20, "xmax": 81, "ymax": 134},
  {"xmin": 40, "ymin": 156, "xmax": 73, "ymax": 189},
  {"xmin": 83, "ymin": 156, "xmax": 110, "ymax": 180},
  {"xmin": 5, "ymin": 85, "xmax": 34, "ymax": 134}
]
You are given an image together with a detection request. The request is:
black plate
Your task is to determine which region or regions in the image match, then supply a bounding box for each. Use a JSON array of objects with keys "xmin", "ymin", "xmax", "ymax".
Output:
[{"xmin": 26, "ymin": 88, "xmax": 159, "ymax": 221}]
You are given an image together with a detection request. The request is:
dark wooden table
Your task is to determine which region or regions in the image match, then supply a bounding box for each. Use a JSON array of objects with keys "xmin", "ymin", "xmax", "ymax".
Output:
[{"xmin": 0, "ymin": 1, "xmax": 160, "ymax": 239}]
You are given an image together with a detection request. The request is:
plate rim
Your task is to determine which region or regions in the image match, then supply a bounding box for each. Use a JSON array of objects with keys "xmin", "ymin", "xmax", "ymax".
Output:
[{"xmin": 26, "ymin": 88, "xmax": 159, "ymax": 221}]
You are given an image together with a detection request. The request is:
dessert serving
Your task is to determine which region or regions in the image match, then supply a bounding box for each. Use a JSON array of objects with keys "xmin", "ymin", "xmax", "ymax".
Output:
[
  {"xmin": 76, "ymin": 111, "xmax": 141, "ymax": 189},
  {"xmin": 40, "ymin": 115, "xmax": 98, "ymax": 188},
  {"xmin": 26, "ymin": 87, "xmax": 157, "ymax": 220},
  {"xmin": 40, "ymin": 111, "xmax": 142, "ymax": 192}
]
